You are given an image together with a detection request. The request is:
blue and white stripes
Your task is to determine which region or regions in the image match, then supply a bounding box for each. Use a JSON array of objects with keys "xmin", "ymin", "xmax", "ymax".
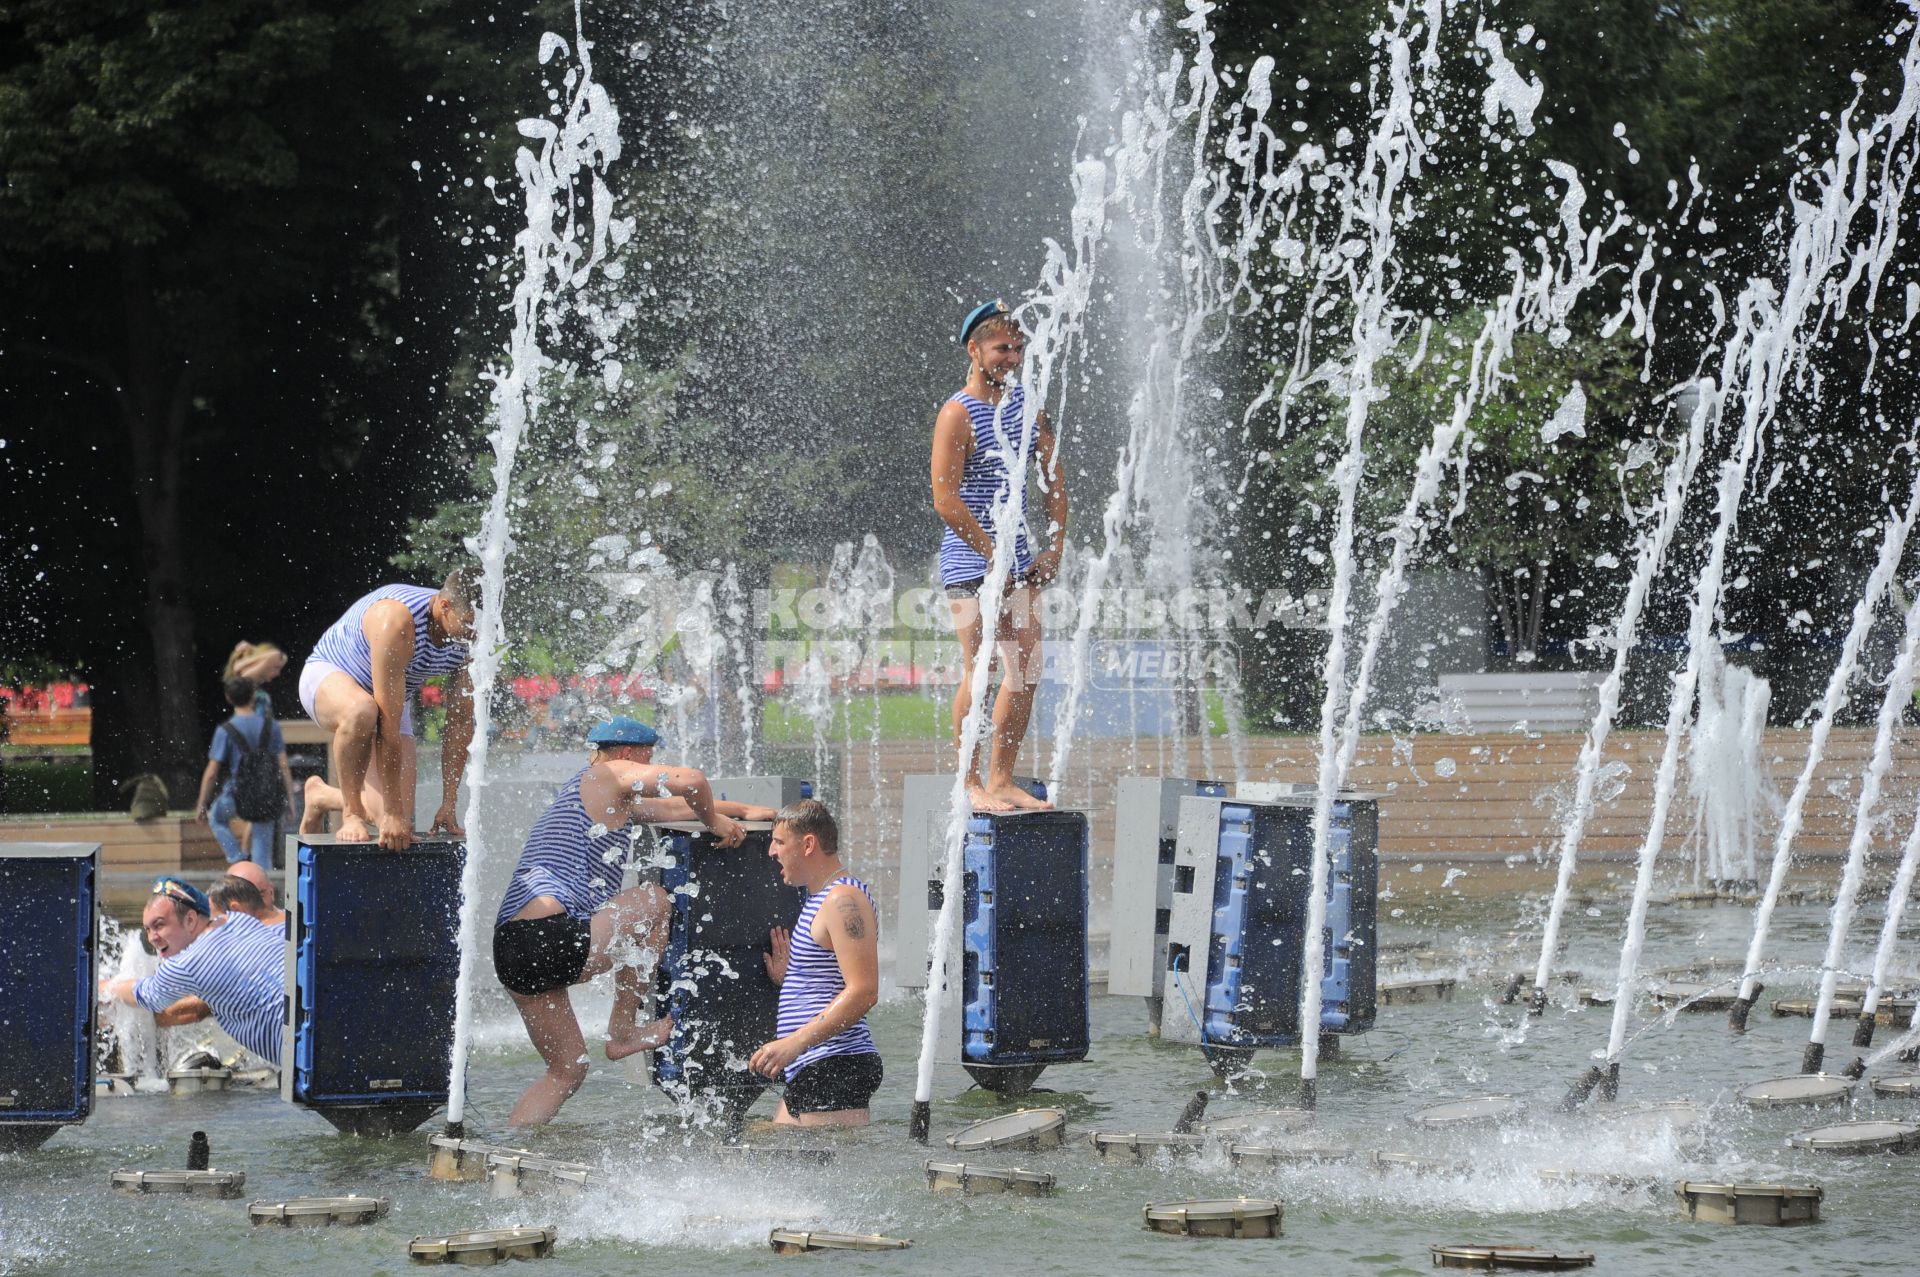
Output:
[
  {"xmin": 495, "ymin": 768, "xmax": 633, "ymax": 925},
  {"xmin": 308, "ymin": 584, "xmax": 469, "ymax": 700},
  {"xmin": 937, "ymin": 387, "xmax": 1036, "ymax": 586},
  {"xmin": 778, "ymin": 874, "xmax": 879, "ymax": 1079},
  {"xmin": 134, "ymin": 912, "xmax": 286, "ymax": 1064}
]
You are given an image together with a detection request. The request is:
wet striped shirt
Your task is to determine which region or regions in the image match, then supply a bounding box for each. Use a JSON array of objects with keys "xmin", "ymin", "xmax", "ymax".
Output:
[
  {"xmin": 777, "ymin": 874, "xmax": 878, "ymax": 1079},
  {"xmin": 134, "ymin": 912, "xmax": 285, "ymax": 1064},
  {"xmin": 937, "ymin": 386, "xmax": 1036, "ymax": 586},
  {"xmin": 308, "ymin": 584, "xmax": 469, "ymax": 701},
  {"xmin": 495, "ymin": 767, "xmax": 634, "ymax": 925}
]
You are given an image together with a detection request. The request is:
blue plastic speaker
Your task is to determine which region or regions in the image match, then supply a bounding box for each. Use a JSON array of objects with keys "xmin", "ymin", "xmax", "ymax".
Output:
[
  {"xmin": 961, "ymin": 810, "xmax": 1090, "ymax": 1072},
  {"xmin": 1195, "ymin": 799, "xmax": 1378, "ymax": 1049},
  {"xmin": 0, "ymin": 843, "xmax": 97, "ymax": 1149},
  {"xmin": 283, "ymin": 836, "xmax": 463, "ymax": 1134},
  {"xmin": 651, "ymin": 824, "xmax": 805, "ymax": 1105}
]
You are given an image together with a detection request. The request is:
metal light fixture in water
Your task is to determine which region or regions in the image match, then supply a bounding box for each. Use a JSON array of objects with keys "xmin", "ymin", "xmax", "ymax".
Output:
[
  {"xmin": 768, "ymin": 1229, "xmax": 911, "ymax": 1254},
  {"xmin": 427, "ymin": 1135, "xmax": 530, "ymax": 1183},
  {"xmin": 1674, "ymin": 1181, "xmax": 1821, "ymax": 1226},
  {"xmin": 1786, "ymin": 1119, "xmax": 1920, "ymax": 1154},
  {"xmin": 407, "ymin": 1226, "xmax": 556, "ymax": 1265},
  {"xmin": 1142, "ymin": 1198, "xmax": 1283, "ymax": 1239},
  {"xmin": 1380, "ymin": 977, "xmax": 1457, "ymax": 1005},
  {"xmin": 946, "ymin": 1108, "xmax": 1066, "ymax": 1152},
  {"xmin": 714, "ymin": 1144, "xmax": 835, "ymax": 1166},
  {"xmin": 923, "ymin": 1160, "xmax": 1055, "ymax": 1196},
  {"xmin": 1409, "ymin": 1096, "xmax": 1527, "ymax": 1128},
  {"xmin": 166, "ymin": 1064, "xmax": 233, "ymax": 1094},
  {"xmin": 1736, "ymin": 1075, "xmax": 1855, "ymax": 1108},
  {"xmin": 1230, "ymin": 1140, "xmax": 1358, "ymax": 1167},
  {"xmin": 485, "ymin": 1152, "xmax": 594, "ymax": 1199},
  {"xmin": 248, "ymin": 1196, "xmax": 391, "ymax": 1227},
  {"xmin": 1869, "ymin": 1073, "xmax": 1920, "ymax": 1098},
  {"xmin": 1650, "ymin": 983, "xmax": 1738, "ymax": 1012},
  {"xmin": 109, "ymin": 1169, "xmax": 245, "ymax": 1199},
  {"xmin": 1430, "ymin": 1244, "xmax": 1595, "ymax": 1269},
  {"xmin": 1087, "ymin": 1131, "xmax": 1205, "ymax": 1163},
  {"xmin": 1194, "ymin": 1109, "xmax": 1314, "ymax": 1139}
]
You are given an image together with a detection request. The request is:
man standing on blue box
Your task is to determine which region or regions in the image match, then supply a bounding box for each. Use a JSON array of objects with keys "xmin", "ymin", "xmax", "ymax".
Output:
[{"xmin": 99, "ymin": 878, "xmax": 285, "ymax": 1066}]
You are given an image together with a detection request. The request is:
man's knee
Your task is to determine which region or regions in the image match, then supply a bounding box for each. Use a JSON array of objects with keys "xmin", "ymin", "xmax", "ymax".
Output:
[
  {"xmin": 550, "ymin": 1057, "xmax": 589, "ymax": 1092},
  {"xmin": 335, "ymin": 695, "xmax": 378, "ymax": 739}
]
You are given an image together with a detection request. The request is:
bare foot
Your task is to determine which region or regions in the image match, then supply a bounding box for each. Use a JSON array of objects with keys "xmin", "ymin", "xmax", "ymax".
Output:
[
  {"xmin": 966, "ymin": 782, "xmax": 1014, "ymax": 813},
  {"xmin": 337, "ymin": 812, "xmax": 373, "ymax": 842},
  {"xmin": 299, "ymin": 776, "xmax": 333, "ymax": 834},
  {"xmin": 606, "ymin": 1013, "xmax": 674, "ymax": 1061},
  {"xmin": 984, "ymin": 781, "xmax": 1053, "ymax": 811}
]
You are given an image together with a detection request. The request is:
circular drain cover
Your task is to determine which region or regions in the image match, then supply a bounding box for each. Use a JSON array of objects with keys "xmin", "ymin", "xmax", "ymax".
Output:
[
  {"xmin": 1870, "ymin": 1073, "xmax": 1920, "ymax": 1098},
  {"xmin": 1738, "ymin": 1074, "xmax": 1855, "ymax": 1108},
  {"xmin": 1786, "ymin": 1119, "xmax": 1920, "ymax": 1153},
  {"xmin": 248, "ymin": 1195, "xmax": 390, "ymax": 1227},
  {"xmin": 946, "ymin": 1108, "xmax": 1066, "ymax": 1152},
  {"xmin": 1195, "ymin": 1109, "xmax": 1313, "ymax": 1138},
  {"xmin": 1142, "ymin": 1197, "xmax": 1282, "ymax": 1238},
  {"xmin": 1410, "ymin": 1096, "xmax": 1527, "ymax": 1128},
  {"xmin": 109, "ymin": 1169, "xmax": 245, "ymax": 1198},
  {"xmin": 923, "ymin": 1160, "xmax": 1055, "ymax": 1195},
  {"xmin": 1593, "ymin": 1100, "xmax": 1704, "ymax": 1133},
  {"xmin": 408, "ymin": 1226, "xmax": 556, "ymax": 1264},
  {"xmin": 1431, "ymin": 1244, "xmax": 1595, "ymax": 1269},
  {"xmin": 769, "ymin": 1229, "xmax": 911, "ymax": 1254}
]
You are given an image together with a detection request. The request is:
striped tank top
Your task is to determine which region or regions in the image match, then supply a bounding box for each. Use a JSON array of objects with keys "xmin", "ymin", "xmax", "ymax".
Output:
[
  {"xmin": 132, "ymin": 912, "xmax": 286, "ymax": 1064},
  {"xmin": 495, "ymin": 768, "xmax": 633, "ymax": 924},
  {"xmin": 937, "ymin": 386, "xmax": 1036, "ymax": 586},
  {"xmin": 778, "ymin": 874, "xmax": 879, "ymax": 1079},
  {"xmin": 309, "ymin": 584, "xmax": 469, "ymax": 700}
]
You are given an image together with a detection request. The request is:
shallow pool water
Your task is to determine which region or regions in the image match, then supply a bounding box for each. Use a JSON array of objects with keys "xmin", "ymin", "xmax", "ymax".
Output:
[{"xmin": 5, "ymin": 872, "xmax": 1916, "ymax": 1276}]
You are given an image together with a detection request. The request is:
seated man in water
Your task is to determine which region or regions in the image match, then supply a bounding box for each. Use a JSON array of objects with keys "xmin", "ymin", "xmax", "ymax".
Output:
[
  {"xmin": 750, "ymin": 800, "xmax": 883, "ymax": 1126},
  {"xmin": 99, "ymin": 877, "xmax": 285, "ymax": 1066},
  {"xmin": 493, "ymin": 715, "xmax": 777, "ymax": 1127},
  {"xmin": 931, "ymin": 300, "xmax": 1067, "ymax": 812},
  {"xmin": 297, "ymin": 568, "xmax": 479, "ymax": 849}
]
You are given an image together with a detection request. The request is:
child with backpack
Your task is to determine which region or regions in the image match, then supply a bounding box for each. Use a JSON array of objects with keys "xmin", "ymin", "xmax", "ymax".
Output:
[{"xmin": 193, "ymin": 676, "xmax": 294, "ymax": 869}]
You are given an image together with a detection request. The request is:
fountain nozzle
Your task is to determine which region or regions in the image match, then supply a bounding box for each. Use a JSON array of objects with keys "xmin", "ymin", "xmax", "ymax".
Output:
[
  {"xmin": 443, "ymin": 1119, "xmax": 465, "ymax": 1141},
  {"xmin": 1598, "ymin": 1061, "xmax": 1620, "ymax": 1102},
  {"xmin": 1559, "ymin": 1066, "xmax": 1606, "ymax": 1113},
  {"xmin": 1526, "ymin": 986, "xmax": 1548, "ymax": 1017},
  {"xmin": 1852, "ymin": 1012, "xmax": 1877, "ymax": 1049},
  {"xmin": 1297, "ymin": 1076, "xmax": 1317, "ymax": 1111},
  {"xmin": 1841, "ymin": 1055, "xmax": 1867, "ymax": 1079},
  {"xmin": 1497, "ymin": 973, "xmax": 1524, "ymax": 1006},
  {"xmin": 1172, "ymin": 1090, "xmax": 1210, "ymax": 1133},
  {"xmin": 1800, "ymin": 1041, "xmax": 1826, "ymax": 1074},
  {"xmin": 187, "ymin": 1131, "xmax": 209, "ymax": 1171},
  {"xmin": 1727, "ymin": 989, "xmax": 1759, "ymax": 1033},
  {"xmin": 909, "ymin": 1100, "xmax": 931, "ymax": 1144}
]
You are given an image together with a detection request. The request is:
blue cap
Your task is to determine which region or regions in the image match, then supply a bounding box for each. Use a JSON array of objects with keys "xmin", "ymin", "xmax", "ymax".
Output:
[
  {"xmin": 960, "ymin": 299, "xmax": 1011, "ymax": 344},
  {"xmin": 151, "ymin": 876, "xmax": 211, "ymax": 917},
  {"xmin": 587, "ymin": 715, "xmax": 660, "ymax": 748}
]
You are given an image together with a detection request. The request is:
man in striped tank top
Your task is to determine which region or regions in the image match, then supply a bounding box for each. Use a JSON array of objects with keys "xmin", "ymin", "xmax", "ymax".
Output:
[
  {"xmin": 750, "ymin": 800, "xmax": 883, "ymax": 1126},
  {"xmin": 931, "ymin": 301, "xmax": 1069, "ymax": 812},
  {"xmin": 494, "ymin": 716, "xmax": 779, "ymax": 1127},
  {"xmin": 295, "ymin": 568, "xmax": 479, "ymax": 850}
]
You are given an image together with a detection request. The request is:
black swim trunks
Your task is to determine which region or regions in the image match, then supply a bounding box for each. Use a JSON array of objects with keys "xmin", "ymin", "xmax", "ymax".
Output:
[
  {"xmin": 944, "ymin": 571, "xmax": 1037, "ymax": 600},
  {"xmin": 783, "ymin": 1052, "xmax": 883, "ymax": 1114},
  {"xmin": 493, "ymin": 913, "xmax": 592, "ymax": 996}
]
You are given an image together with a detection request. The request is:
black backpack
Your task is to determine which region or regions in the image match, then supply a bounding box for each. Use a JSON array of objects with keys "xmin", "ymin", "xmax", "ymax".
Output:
[{"xmin": 222, "ymin": 719, "xmax": 285, "ymax": 821}]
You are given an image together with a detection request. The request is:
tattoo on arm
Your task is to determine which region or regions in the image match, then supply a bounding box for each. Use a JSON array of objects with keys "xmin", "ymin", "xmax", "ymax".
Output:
[{"xmin": 836, "ymin": 894, "xmax": 867, "ymax": 940}]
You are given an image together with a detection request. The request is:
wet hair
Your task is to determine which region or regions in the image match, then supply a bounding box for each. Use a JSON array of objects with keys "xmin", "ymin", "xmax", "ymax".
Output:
[
  {"xmin": 223, "ymin": 676, "xmax": 257, "ymax": 709},
  {"xmin": 966, "ymin": 312, "xmax": 1023, "ymax": 349},
  {"xmin": 208, "ymin": 875, "xmax": 266, "ymax": 916},
  {"xmin": 442, "ymin": 565, "xmax": 483, "ymax": 613},
  {"xmin": 774, "ymin": 798, "xmax": 839, "ymax": 854}
]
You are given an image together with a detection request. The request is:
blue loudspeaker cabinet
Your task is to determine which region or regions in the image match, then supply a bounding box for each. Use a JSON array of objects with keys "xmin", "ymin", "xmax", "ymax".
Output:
[
  {"xmin": 957, "ymin": 809, "xmax": 1090, "ymax": 1094},
  {"xmin": 0, "ymin": 843, "xmax": 98, "ymax": 1152},
  {"xmin": 281, "ymin": 835, "xmax": 464, "ymax": 1136},
  {"xmin": 650, "ymin": 822, "xmax": 805, "ymax": 1126},
  {"xmin": 1160, "ymin": 795, "xmax": 1377, "ymax": 1073}
]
